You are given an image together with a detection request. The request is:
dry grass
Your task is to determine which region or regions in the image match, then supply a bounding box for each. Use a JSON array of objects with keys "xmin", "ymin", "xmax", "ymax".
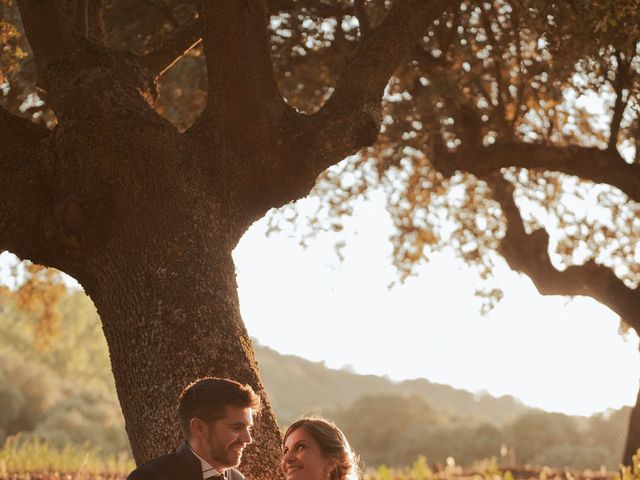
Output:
[{"xmin": 0, "ymin": 436, "xmax": 133, "ymax": 478}]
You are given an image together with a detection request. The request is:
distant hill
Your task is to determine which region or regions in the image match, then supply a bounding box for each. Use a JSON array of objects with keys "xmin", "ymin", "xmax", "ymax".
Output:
[{"xmin": 254, "ymin": 342, "xmax": 534, "ymax": 425}]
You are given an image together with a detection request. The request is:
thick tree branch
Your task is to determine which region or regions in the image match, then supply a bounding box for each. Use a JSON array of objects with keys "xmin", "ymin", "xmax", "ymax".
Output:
[
  {"xmin": 489, "ymin": 177, "xmax": 640, "ymax": 332},
  {"xmin": 0, "ymin": 107, "xmax": 52, "ymax": 262},
  {"xmin": 140, "ymin": 17, "xmax": 202, "ymax": 78},
  {"xmin": 432, "ymin": 142, "xmax": 640, "ymax": 202},
  {"xmin": 198, "ymin": 0, "xmax": 287, "ymax": 140},
  {"xmin": 16, "ymin": 0, "xmax": 77, "ymax": 86},
  {"xmin": 220, "ymin": 0, "xmax": 456, "ymax": 237}
]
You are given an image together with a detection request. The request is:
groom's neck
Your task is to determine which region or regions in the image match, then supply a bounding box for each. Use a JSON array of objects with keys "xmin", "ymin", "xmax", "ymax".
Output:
[{"xmin": 188, "ymin": 439, "xmax": 226, "ymax": 472}]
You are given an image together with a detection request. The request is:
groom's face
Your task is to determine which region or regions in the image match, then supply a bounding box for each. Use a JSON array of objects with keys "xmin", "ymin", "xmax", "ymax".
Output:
[{"xmin": 206, "ymin": 405, "xmax": 254, "ymax": 470}]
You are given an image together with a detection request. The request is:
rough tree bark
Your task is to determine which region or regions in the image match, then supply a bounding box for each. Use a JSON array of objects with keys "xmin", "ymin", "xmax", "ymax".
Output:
[{"xmin": 0, "ymin": 0, "xmax": 454, "ymax": 474}]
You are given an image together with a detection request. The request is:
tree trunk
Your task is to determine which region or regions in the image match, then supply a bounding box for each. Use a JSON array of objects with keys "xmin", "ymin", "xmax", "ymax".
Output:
[
  {"xmin": 85, "ymin": 248, "xmax": 282, "ymax": 476},
  {"xmin": 55, "ymin": 126, "xmax": 284, "ymax": 475},
  {"xmin": 623, "ymin": 381, "xmax": 640, "ymax": 467}
]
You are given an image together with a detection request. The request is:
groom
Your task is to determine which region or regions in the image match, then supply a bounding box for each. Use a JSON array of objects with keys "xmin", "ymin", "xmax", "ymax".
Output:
[{"xmin": 128, "ymin": 377, "xmax": 261, "ymax": 480}]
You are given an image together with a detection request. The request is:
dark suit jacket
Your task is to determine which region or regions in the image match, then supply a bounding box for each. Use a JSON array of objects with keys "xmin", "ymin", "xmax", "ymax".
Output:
[{"xmin": 127, "ymin": 441, "xmax": 246, "ymax": 480}]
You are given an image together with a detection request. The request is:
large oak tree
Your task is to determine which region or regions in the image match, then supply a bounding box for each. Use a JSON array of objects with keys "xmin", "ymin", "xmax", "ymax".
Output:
[
  {"xmin": 0, "ymin": 0, "xmax": 456, "ymax": 476},
  {"xmin": 3, "ymin": 0, "xmax": 640, "ymax": 469}
]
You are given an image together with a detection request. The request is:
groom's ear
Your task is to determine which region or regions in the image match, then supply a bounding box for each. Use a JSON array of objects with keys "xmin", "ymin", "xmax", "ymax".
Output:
[{"xmin": 190, "ymin": 417, "xmax": 208, "ymax": 438}]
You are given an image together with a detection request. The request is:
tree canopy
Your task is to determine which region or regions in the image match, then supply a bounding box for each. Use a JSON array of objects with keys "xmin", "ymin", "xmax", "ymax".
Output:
[{"xmin": 266, "ymin": 0, "xmax": 640, "ymax": 320}]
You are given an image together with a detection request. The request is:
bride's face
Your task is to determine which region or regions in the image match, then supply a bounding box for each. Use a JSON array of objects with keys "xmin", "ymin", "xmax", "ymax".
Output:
[{"xmin": 282, "ymin": 427, "xmax": 336, "ymax": 480}]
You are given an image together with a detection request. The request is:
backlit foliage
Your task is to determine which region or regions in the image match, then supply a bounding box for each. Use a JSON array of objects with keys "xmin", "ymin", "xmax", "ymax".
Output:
[
  {"xmin": 264, "ymin": 0, "xmax": 640, "ymax": 315},
  {"xmin": 8, "ymin": 264, "xmax": 66, "ymax": 350}
]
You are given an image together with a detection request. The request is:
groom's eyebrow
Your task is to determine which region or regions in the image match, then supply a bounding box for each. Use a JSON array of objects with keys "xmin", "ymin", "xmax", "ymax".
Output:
[{"xmin": 228, "ymin": 420, "xmax": 252, "ymax": 427}]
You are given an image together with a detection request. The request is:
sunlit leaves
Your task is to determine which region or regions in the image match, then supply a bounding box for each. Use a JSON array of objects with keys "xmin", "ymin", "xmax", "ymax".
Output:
[
  {"xmin": 0, "ymin": 1, "xmax": 35, "ymax": 113},
  {"xmin": 266, "ymin": 0, "xmax": 639, "ymax": 316},
  {"xmin": 269, "ymin": 6, "xmax": 361, "ymax": 112},
  {"xmin": 7, "ymin": 263, "xmax": 66, "ymax": 351},
  {"xmin": 266, "ymin": 152, "xmax": 378, "ymax": 250}
]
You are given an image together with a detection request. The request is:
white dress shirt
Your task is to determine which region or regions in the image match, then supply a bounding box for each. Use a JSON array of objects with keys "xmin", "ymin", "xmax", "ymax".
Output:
[{"xmin": 188, "ymin": 444, "xmax": 225, "ymax": 479}]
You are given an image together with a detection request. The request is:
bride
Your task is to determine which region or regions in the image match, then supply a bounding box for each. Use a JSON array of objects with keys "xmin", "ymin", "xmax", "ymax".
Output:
[{"xmin": 281, "ymin": 417, "xmax": 360, "ymax": 480}]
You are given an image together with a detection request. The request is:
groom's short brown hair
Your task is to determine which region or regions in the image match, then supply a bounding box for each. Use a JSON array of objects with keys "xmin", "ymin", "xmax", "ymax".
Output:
[{"xmin": 177, "ymin": 377, "xmax": 261, "ymax": 439}]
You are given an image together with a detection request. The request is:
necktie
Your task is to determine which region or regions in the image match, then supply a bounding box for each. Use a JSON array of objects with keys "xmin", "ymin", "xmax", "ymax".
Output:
[{"xmin": 203, "ymin": 467, "xmax": 225, "ymax": 480}]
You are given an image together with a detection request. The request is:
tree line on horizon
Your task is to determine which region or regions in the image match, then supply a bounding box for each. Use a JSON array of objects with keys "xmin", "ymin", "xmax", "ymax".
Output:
[{"xmin": 0, "ymin": 286, "xmax": 630, "ymax": 470}]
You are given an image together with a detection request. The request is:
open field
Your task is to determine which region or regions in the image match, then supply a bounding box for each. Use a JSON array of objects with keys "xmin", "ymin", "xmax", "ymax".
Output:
[
  {"xmin": 0, "ymin": 452, "xmax": 634, "ymax": 480},
  {"xmin": 2, "ymin": 438, "xmax": 638, "ymax": 480},
  {"xmin": 0, "ymin": 437, "xmax": 134, "ymax": 479}
]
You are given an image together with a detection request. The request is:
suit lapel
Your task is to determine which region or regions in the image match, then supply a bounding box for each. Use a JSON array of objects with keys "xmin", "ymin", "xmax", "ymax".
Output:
[{"xmin": 176, "ymin": 441, "xmax": 203, "ymax": 480}]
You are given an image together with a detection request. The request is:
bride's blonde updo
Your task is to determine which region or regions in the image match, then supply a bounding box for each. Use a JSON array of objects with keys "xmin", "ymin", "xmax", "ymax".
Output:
[{"xmin": 283, "ymin": 417, "xmax": 360, "ymax": 480}]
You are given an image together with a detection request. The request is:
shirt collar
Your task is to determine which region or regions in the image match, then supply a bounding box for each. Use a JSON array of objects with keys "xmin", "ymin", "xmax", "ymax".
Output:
[{"xmin": 188, "ymin": 443, "xmax": 225, "ymax": 479}]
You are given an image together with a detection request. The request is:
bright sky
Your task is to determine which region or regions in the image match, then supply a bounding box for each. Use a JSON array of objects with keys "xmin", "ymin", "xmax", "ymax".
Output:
[{"xmin": 234, "ymin": 191, "xmax": 640, "ymax": 417}]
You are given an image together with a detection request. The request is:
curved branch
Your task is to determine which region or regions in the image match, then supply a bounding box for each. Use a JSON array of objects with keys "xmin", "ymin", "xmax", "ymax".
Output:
[
  {"xmin": 197, "ymin": 0, "xmax": 287, "ymax": 140},
  {"xmin": 16, "ymin": 0, "xmax": 77, "ymax": 85},
  {"xmin": 0, "ymin": 107, "xmax": 52, "ymax": 262},
  {"xmin": 490, "ymin": 177, "xmax": 640, "ymax": 332},
  {"xmin": 219, "ymin": 1, "xmax": 458, "ymax": 238},
  {"xmin": 433, "ymin": 142, "xmax": 640, "ymax": 202}
]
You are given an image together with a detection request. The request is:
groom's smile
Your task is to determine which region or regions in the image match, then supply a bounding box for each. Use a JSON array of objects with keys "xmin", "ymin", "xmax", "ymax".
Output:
[{"xmin": 206, "ymin": 406, "xmax": 255, "ymax": 469}]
